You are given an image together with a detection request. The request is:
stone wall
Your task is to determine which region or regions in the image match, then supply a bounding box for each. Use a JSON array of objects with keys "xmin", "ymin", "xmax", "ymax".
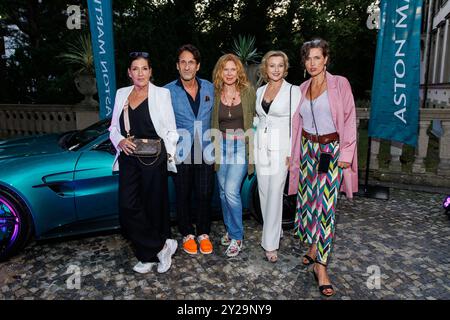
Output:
[
  {"xmin": 0, "ymin": 104, "xmax": 99, "ymax": 139},
  {"xmin": 357, "ymin": 107, "xmax": 450, "ymax": 189}
]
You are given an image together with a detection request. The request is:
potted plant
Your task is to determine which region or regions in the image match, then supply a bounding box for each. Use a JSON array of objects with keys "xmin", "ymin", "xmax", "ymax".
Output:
[
  {"xmin": 231, "ymin": 34, "xmax": 262, "ymax": 88},
  {"xmin": 59, "ymin": 34, "xmax": 98, "ymax": 106}
]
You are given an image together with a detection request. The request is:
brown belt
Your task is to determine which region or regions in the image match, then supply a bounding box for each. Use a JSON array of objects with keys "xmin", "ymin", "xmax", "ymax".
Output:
[{"xmin": 302, "ymin": 130, "xmax": 339, "ymax": 144}]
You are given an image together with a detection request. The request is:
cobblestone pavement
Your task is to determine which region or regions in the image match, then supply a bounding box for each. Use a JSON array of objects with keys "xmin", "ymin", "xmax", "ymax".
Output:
[{"xmin": 0, "ymin": 188, "xmax": 449, "ymax": 300}]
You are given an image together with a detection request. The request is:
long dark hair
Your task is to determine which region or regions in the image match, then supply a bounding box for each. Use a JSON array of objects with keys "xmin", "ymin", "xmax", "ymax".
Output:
[{"xmin": 177, "ymin": 44, "xmax": 201, "ymax": 64}]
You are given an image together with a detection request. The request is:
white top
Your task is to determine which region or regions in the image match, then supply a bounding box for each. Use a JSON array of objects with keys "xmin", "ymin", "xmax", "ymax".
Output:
[{"xmin": 299, "ymin": 91, "xmax": 336, "ymax": 135}]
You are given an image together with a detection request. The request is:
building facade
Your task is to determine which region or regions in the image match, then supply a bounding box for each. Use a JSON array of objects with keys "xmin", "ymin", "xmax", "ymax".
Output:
[{"xmin": 421, "ymin": 0, "xmax": 450, "ymax": 108}]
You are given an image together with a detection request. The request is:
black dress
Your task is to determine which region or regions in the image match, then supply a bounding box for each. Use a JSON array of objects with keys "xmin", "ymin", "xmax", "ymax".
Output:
[{"xmin": 118, "ymin": 98, "xmax": 170, "ymax": 263}]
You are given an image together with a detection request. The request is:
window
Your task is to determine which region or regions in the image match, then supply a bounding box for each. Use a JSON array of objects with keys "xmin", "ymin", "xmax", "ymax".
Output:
[
  {"xmin": 444, "ymin": 20, "xmax": 450, "ymax": 82},
  {"xmin": 434, "ymin": 0, "xmax": 443, "ymax": 15},
  {"xmin": 429, "ymin": 32, "xmax": 437, "ymax": 83}
]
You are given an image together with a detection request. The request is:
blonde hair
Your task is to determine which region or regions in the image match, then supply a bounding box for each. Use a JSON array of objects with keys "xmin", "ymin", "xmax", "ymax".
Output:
[
  {"xmin": 212, "ymin": 54, "xmax": 249, "ymax": 92},
  {"xmin": 259, "ymin": 50, "xmax": 289, "ymax": 83}
]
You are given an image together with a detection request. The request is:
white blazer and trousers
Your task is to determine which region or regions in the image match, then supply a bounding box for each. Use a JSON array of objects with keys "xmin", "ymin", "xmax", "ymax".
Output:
[
  {"xmin": 109, "ymin": 82, "xmax": 179, "ymax": 263},
  {"xmin": 254, "ymin": 80, "xmax": 301, "ymax": 251}
]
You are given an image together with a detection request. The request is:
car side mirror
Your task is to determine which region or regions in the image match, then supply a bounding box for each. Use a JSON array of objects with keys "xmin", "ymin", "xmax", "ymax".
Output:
[{"xmin": 95, "ymin": 142, "xmax": 116, "ymax": 155}]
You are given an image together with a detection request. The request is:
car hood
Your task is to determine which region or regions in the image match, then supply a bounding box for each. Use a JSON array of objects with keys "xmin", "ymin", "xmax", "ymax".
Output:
[{"xmin": 0, "ymin": 134, "xmax": 64, "ymax": 160}]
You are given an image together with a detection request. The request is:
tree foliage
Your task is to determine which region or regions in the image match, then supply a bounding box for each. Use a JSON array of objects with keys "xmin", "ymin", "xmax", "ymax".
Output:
[{"xmin": 0, "ymin": 0, "xmax": 377, "ymax": 104}]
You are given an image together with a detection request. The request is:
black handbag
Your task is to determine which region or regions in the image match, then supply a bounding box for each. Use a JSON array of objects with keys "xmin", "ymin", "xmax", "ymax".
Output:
[
  {"xmin": 123, "ymin": 100, "xmax": 161, "ymax": 166},
  {"xmin": 127, "ymin": 137, "xmax": 161, "ymax": 157},
  {"xmin": 308, "ymin": 86, "xmax": 332, "ymax": 174}
]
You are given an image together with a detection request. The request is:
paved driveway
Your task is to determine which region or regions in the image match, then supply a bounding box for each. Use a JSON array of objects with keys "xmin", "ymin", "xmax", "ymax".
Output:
[{"xmin": 0, "ymin": 188, "xmax": 449, "ymax": 300}]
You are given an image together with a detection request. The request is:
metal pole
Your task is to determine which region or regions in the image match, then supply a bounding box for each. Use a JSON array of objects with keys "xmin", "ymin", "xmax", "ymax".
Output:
[
  {"xmin": 358, "ymin": 0, "xmax": 389, "ymax": 200},
  {"xmin": 364, "ymin": 137, "xmax": 372, "ymax": 193}
]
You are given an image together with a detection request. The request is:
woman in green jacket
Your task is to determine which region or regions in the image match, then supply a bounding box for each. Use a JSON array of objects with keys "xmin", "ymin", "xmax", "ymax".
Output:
[{"xmin": 211, "ymin": 53, "xmax": 256, "ymax": 257}]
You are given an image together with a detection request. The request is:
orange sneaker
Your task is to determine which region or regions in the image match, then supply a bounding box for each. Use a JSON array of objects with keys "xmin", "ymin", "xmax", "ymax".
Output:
[
  {"xmin": 197, "ymin": 234, "xmax": 213, "ymax": 254},
  {"xmin": 182, "ymin": 234, "xmax": 198, "ymax": 255}
]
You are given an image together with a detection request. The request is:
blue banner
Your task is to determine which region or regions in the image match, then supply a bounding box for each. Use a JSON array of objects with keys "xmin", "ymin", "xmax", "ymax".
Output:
[
  {"xmin": 368, "ymin": 0, "xmax": 422, "ymax": 146},
  {"xmin": 87, "ymin": 0, "xmax": 116, "ymax": 119}
]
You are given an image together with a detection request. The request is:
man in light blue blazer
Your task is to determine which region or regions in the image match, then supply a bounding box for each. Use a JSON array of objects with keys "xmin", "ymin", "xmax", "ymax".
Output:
[{"xmin": 164, "ymin": 44, "xmax": 215, "ymax": 255}]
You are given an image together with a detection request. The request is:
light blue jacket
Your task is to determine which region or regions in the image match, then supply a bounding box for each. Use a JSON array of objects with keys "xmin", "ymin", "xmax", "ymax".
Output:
[{"xmin": 164, "ymin": 78, "xmax": 214, "ymax": 163}]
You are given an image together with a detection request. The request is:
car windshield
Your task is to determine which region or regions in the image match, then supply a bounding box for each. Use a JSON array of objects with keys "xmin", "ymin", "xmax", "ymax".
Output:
[{"xmin": 59, "ymin": 119, "xmax": 111, "ymax": 151}]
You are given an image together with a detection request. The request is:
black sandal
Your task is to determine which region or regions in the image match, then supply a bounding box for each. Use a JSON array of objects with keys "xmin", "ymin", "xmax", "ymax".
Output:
[
  {"xmin": 302, "ymin": 254, "xmax": 315, "ymax": 266},
  {"xmin": 312, "ymin": 262, "xmax": 335, "ymax": 297}
]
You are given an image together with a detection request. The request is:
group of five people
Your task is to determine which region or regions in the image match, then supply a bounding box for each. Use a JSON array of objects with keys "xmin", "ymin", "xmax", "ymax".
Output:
[{"xmin": 108, "ymin": 39, "xmax": 358, "ymax": 297}]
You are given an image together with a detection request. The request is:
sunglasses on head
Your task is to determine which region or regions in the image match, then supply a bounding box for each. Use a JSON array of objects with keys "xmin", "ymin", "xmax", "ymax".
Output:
[
  {"xmin": 305, "ymin": 39, "xmax": 321, "ymax": 45},
  {"xmin": 129, "ymin": 51, "xmax": 150, "ymax": 58}
]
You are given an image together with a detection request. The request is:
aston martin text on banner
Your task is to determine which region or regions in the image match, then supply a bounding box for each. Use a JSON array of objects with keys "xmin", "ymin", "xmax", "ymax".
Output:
[
  {"xmin": 368, "ymin": 0, "xmax": 422, "ymax": 146},
  {"xmin": 87, "ymin": 0, "xmax": 116, "ymax": 119}
]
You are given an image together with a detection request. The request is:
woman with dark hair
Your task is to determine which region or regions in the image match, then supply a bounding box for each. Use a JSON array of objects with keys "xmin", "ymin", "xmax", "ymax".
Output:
[
  {"xmin": 109, "ymin": 52, "xmax": 179, "ymax": 274},
  {"xmin": 211, "ymin": 54, "xmax": 256, "ymax": 257},
  {"xmin": 287, "ymin": 39, "xmax": 358, "ymax": 296}
]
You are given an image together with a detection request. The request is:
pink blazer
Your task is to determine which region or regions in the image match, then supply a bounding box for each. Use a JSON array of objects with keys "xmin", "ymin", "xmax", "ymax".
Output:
[{"xmin": 288, "ymin": 72, "xmax": 358, "ymax": 198}]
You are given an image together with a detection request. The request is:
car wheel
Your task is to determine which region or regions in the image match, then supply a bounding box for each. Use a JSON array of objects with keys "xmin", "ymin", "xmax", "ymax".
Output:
[
  {"xmin": 0, "ymin": 189, "xmax": 33, "ymax": 261},
  {"xmin": 250, "ymin": 180, "xmax": 297, "ymax": 230}
]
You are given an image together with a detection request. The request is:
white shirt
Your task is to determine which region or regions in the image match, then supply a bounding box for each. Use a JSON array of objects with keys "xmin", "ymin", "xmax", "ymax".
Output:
[{"xmin": 300, "ymin": 91, "xmax": 336, "ymax": 135}]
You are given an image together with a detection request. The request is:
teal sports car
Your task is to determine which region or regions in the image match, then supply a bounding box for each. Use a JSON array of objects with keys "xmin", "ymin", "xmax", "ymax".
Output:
[{"xmin": 0, "ymin": 119, "xmax": 295, "ymax": 261}]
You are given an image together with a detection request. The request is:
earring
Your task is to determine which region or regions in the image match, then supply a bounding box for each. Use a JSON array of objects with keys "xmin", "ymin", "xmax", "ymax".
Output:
[{"xmin": 304, "ymin": 69, "xmax": 306, "ymax": 78}]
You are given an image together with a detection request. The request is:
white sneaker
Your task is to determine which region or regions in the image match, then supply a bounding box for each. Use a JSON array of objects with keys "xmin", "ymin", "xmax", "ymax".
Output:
[
  {"xmin": 157, "ymin": 239, "xmax": 178, "ymax": 273},
  {"xmin": 225, "ymin": 239, "xmax": 243, "ymax": 257},
  {"xmin": 132, "ymin": 261, "xmax": 156, "ymax": 274}
]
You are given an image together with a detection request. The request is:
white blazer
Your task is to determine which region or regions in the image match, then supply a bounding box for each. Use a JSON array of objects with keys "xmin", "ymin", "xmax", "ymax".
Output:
[
  {"xmin": 109, "ymin": 82, "xmax": 179, "ymax": 172},
  {"xmin": 254, "ymin": 79, "xmax": 301, "ymax": 156}
]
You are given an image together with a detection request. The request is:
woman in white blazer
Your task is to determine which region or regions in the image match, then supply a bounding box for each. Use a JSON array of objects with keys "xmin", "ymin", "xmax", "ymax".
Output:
[
  {"xmin": 254, "ymin": 51, "xmax": 301, "ymax": 262},
  {"xmin": 109, "ymin": 52, "xmax": 179, "ymax": 274}
]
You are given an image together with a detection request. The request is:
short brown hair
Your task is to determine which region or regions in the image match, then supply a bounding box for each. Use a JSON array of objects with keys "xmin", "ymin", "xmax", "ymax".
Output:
[
  {"xmin": 212, "ymin": 54, "xmax": 249, "ymax": 92},
  {"xmin": 259, "ymin": 51, "xmax": 289, "ymax": 83},
  {"xmin": 177, "ymin": 44, "xmax": 201, "ymax": 64},
  {"xmin": 301, "ymin": 38, "xmax": 330, "ymax": 65}
]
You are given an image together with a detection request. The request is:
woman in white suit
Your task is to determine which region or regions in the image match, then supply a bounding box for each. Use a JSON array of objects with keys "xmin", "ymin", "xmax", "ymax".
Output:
[
  {"xmin": 109, "ymin": 52, "xmax": 179, "ymax": 274},
  {"xmin": 254, "ymin": 51, "xmax": 301, "ymax": 262}
]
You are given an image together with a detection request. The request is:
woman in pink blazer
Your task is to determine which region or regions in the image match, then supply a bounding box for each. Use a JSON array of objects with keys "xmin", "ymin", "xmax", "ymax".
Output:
[{"xmin": 287, "ymin": 39, "xmax": 358, "ymax": 297}]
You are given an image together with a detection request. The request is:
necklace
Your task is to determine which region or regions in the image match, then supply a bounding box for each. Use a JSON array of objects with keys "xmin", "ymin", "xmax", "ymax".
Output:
[{"xmin": 222, "ymin": 90, "xmax": 237, "ymax": 118}]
